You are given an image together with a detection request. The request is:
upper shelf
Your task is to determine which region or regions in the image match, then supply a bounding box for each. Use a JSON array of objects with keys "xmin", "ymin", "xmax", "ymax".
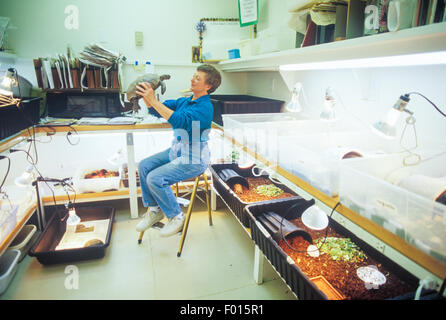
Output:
[{"xmin": 218, "ymin": 22, "xmax": 446, "ymax": 72}]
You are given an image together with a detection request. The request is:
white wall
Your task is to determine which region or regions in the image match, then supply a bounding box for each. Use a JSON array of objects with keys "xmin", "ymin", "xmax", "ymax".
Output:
[{"xmin": 0, "ymin": 0, "xmax": 247, "ymax": 99}]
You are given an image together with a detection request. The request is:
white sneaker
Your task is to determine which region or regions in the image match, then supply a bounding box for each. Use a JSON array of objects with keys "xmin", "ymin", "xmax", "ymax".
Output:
[
  {"xmin": 136, "ymin": 208, "xmax": 164, "ymax": 232},
  {"xmin": 159, "ymin": 213, "xmax": 185, "ymax": 237}
]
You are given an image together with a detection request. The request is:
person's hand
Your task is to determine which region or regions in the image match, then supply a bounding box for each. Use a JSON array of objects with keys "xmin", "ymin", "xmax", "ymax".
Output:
[{"xmin": 136, "ymin": 82, "xmax": 157, "ymax": 106}]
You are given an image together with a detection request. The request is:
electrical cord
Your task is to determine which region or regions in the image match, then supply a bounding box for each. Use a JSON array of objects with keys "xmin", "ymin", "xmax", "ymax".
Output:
[
  {"xmin": 405, "ymin": 92, "xmax": 446, "ymax": 118},
  {"xmin": 279, "ymin": 201, "xmax": 341, "ymax": 254},
  {"xmin": 251, "ymin": 164, "xmax": 284, "ymax": 186},
  {"xmin": 66, "ymin": 125, "xmax": 80, "ymax": 145},
  {"xmin": 0, "ymin": 155, "xmax": 11, "ymax": 192}
]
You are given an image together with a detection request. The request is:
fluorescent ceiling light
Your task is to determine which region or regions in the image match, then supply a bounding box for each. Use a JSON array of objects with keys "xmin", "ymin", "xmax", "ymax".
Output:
[{"xmin": 280, "ymin": 51, "xmax": 446, "ymax": 71}]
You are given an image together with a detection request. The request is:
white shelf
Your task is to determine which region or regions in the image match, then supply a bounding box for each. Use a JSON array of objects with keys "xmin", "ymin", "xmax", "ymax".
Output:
[{"xmin": 218, "ymin": 23, "xmax": 446, "ymax": 72}]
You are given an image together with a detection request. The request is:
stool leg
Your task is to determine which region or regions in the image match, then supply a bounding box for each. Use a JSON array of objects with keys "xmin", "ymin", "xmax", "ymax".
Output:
[
  {"xmin": 175, "ymin": 182, "xmax": 179, "ymax": 197},
  {"xmin": 202, "ymin": 173, "xmax": 212, "ymax": 226},
  {"xmin": 177, "ymin": 176, "xmax": 199, "ymax": 257},
  {"xmin": 138, "ymin": 231, "xmax": 145, "ymax": 244}
]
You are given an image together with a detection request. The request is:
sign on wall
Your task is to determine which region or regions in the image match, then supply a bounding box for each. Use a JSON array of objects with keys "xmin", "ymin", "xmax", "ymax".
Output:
[{"xmin": 238, "ymin": 0, "xmax": 259, "ymax": 27}]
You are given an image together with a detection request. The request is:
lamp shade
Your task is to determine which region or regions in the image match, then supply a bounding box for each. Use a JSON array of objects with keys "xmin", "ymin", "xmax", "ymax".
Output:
[
  {"xmin": 371, "ymin": 120, "xmax": 397, "ymax": 138},
  {"xmin": 14, "ymin": 165, "xmax": 34, "ymax": 187},
  {"xmin": 301, "ymin": 205, "xmax": 329, "ymax": 230}
]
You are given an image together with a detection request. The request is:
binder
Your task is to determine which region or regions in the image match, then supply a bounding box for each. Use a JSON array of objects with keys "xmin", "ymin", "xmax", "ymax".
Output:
[
  {"xmin": 334, "ymin": 3, "xmax": 348, "ymax": 40},
  {"xmin": 33, "ymin": 59, "xmax": 44, "ymax": 89},
  {"xmin": 70, "ymin": 68, "xmax": 81, "ymax": 89},
  {"xmin": 433, "ymin": 0, "xmax": 445, "ymax": 22},
  {"xmin": 301, "ymin": 19, "xmax": 317, "ymax": 47},
  {"xmin": 346, "ymin": 0, "xmax": 366, "ymax": 39},
  {"xmin": 87, "ymin": 65, "xmax": 95, "ymax": 89}
]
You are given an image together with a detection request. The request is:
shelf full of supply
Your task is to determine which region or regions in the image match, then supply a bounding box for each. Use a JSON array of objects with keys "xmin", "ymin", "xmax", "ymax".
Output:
[{"xmin": 218, "ymin": 22, "xmax": 446, "ymax": 72}]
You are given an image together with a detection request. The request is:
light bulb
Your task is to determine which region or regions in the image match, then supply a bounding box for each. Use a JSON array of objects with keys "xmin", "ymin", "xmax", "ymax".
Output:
[{"xmin": 67, "ymin": 208, "xmax": 81, "ymax": 226}]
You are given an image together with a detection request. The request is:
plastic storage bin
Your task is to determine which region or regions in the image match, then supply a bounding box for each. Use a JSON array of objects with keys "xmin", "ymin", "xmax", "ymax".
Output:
[
  {"xmin": 223, "ymin": 115, "xmax": 365, "ymax": 164},
  {"xmin": 8, "ymin": 225, "xmax": 38, "ymax": 262},
  {"xmin": 277, "ymin": 131, "xmax": 400, "ymax": 196},
  {"xmin": 0, "ymin": 204, "xmax": 18, "ymax": 245},
  {"xmin": 29, "ymin": 205, "xmax": 115, "ymax": 265},
  {"xmin": 339, "ymin": 152, "xmax": 446, "ymax": 263},
  {"xmin": 228, "ymin": 49, "xmax": 240, "ymax": 59},
  {"xmin": 0, "ymin": 249, "xmax": 20, "ymax": 295},
  {"xmin": 72, "ymin": 161, "xmax": 121, "ymax": 193},
  {"xmin": 209, "ymin": 163, "xmax": 301, "ymax": 227},
  {"xmin": 244, "ymin": 197, "xmax": 421, "ymax": 300},
  {"xmin": 210, "ymin": 95, "xmax": 284, "ymax": 126}
]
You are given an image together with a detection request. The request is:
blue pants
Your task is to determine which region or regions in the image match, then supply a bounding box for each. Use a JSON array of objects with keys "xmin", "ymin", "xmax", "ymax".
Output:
[{"xmin": 138, "ymin": 142, "xmax": 210, "ymax": 218}]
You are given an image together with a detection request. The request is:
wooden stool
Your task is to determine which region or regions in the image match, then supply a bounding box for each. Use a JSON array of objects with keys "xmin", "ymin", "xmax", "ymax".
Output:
[{"xmin": 137, "ymin": 172, "xmax": 212, "ymax": 257}]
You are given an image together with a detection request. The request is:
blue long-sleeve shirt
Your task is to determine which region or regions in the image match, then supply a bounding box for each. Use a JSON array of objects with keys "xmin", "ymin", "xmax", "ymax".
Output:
[{"xmin": 149, "ymin": 95, "xmax": 213, "ymax": 143}]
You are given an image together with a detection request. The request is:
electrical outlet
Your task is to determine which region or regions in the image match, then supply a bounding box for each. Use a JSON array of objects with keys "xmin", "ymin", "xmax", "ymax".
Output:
[
  {"xmin": 376, "ymin": 241, "xmax": 386, "ymax": 254},
  {"xmin": 135, "ymin": 31, "xmax": 143, "ymax": 47}
]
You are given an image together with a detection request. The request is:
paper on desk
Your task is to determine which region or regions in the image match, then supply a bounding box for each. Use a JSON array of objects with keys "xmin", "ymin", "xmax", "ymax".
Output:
[
  {"xmin": 77, "ymin": 117, "xmax": 110, "ymax": 125},
  {"xmin": 42, "ymin": 59, "xmax": 54, "ymax": 89},
  {"xmin": 63, "ymin": 54, "xmax": 73, "ymax": 88},
  {"xmin": 55, "ymin": 61, "xmax": 64, "ymax": 89},
  {"xmin": 55, "ymin": 219, "xmax": 110, "ymax": 251},
  {"xmin": 108, "ymin": 117, "xmax": 137, "ymax": 124}
]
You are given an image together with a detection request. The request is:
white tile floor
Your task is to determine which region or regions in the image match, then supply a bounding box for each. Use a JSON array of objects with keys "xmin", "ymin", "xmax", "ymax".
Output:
[{"xmin": 2, "ymin": 196, "xmax": 296, "ymax": 300}]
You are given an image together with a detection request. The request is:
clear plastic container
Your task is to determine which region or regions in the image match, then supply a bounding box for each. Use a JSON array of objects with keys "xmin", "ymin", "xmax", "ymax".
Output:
[
  {"xmin": 277, "ymin": 130, "xmax": 401, "ymax": 196},
  {"xmin": 0, "ymin": 249, "xmax": 20, "ymax": 295},
  {"xmin": 339, "ymin": 152, "xmax": 446, "ymax": 263},
  {"xmin": 0, "ymin": 204, "xmax": 18, "ymax": 245},
  {"xmin": 72, "ymin": 161, "xmax": 121, "ymax": 193},
  {"xmin": 223, "ymin": 114, "xmax": 364, "ymax": 163}
]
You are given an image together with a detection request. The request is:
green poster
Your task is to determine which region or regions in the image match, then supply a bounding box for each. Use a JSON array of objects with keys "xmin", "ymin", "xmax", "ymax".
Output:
[{"xmin": 238, "ymin": 0, "xmax": 259, "ymax": 27}]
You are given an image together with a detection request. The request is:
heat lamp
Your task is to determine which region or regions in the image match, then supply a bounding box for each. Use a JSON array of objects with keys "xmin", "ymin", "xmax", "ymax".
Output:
[
  {"xmin": 285, "ymin": 82, "xmax": 304, "ymax": 113},
  {"xmin": 320, "ymin": 86, "xmax": 338, "ymax": 121},
  {"xmin": 301, "ymin": 204, "xmax": 329, "ymax": 230},
  {"xmin": 66, "ymin": 201, "xmax": 81, "ymax": 232},
  {"xmin": 372, "ymin": 94, "xmax": 412, "ymax": 139},
  {"xmin": 14, "ymin": 165, "xmax": 35, "ymax": 188}
]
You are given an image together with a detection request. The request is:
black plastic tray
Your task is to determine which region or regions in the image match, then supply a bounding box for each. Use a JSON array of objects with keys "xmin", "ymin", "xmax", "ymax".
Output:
[
  {"xmin": 29, "ymin": 206, "xmax": 115, "ymax": 265},
  {"xmin": 210, "ymin": 94, "xmax": 284, "ymax": 126},
  {"xmin": 244, "ymin": 197, "xmax": 423, "ymax": 300},
  {"xmin": 210, "ymin": 163, "xmax": 301, "ymax": 227}
]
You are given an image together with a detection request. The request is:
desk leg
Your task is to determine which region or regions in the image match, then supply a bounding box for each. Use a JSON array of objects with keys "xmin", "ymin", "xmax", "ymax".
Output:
[
  {"xmin": 211, "ymin": 187, "xmax": 217, "ymax": 211},
  {"xmin": 126, "ymin": 133, "xmax": 139, "ymax": 219},
  {"xmin": 253, "ymin": 244, "xmax": 264, "ymax": 285}
]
